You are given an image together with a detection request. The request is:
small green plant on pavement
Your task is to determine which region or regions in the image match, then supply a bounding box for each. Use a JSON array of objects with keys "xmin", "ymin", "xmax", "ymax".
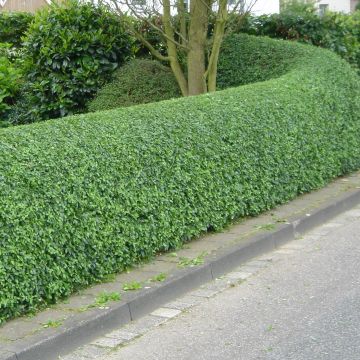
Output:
[
  {"xmin": 122, "ymin": 281, "xmax": 142, "ymax": 291},
  {"xmin": 150, "ymin": 273, "xmax": 167, "ymax": 282},
  {"xmin": 42, "ymin": 319, "xmax": 63, "ymax": 328},
  {"xmin": 178, "ymin": 252, "xmax": 208, "ymax": 268}
]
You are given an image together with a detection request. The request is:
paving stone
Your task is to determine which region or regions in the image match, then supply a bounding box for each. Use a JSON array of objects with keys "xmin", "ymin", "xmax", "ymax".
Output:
[
  {"xmin": 105, "ymin": 329, "xmax": 138, "ymax": 341},
  {"xmin": 74, "ymin": 345, "xmax": 108, "ymax": 358},
  {"xmin": 245, "ymin": 260, "xmax": 270, "ymax": 268},
  {"xmin": 150, "ymin": 308, "xmax": 181, "ymax": 319},
  {"xmin": 0, "ymin": 349, "xmax": 16, "ymax": 360},
  {"xmin": 60, "ymin": 352, "xmax": 90, "ymax": 360},
  {"xmin": 239, "ymin": 265, "xmax": 263, "ymax": 274},
  {"xmin": 91, "ymin": 336, "xmax": 127, "ymax": 348},
  {"xmin": 162, "ymin": 300, "xmax": 194, "ymax": 311},
  {"xmin": 320, "ymin": 222, "xmax": 343, "ymax": 228},
  {"xmin": 203, "ymin": 278, "xmax": 232, "ymax": 292},
  {"xmin": 255, "ymin": 255, "xmax": 274, "ymax": 262},
  {"xmin": 190, "ymin": 288, "xmax": 220, "ymax": 298},
  {"xmin": 273, "ymin": 249, "xmax": 296, "ymax": 255},
  {"xmin": 281, "ymin": 243, "xmax": 306, "ymax": 250},
  {"xmin": 345, "ymin": 209, "xmax": 360, "ymax": 217},
  {"xmin": 310, "ymin": 228, "xmax": 332, "ymax": 236},
  {"xmin": 225, "ymin": 271, "xmax": 253, "ymax": 281},
  {"xmin": 61, "ymin": 345, "xmax": 108, "ymax": 359},
  {"xmin": 124, "ymin": 315, "xmax": 167, "ymax": 335}
]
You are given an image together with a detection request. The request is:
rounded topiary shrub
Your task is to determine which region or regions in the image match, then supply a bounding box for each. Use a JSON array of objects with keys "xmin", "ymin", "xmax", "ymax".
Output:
[
  {"xmin": 12, "ymin": 0, "xmax": 132, "ymax": 124},
  {"xmin": 87, "ymin": 59, "xmax": 181, "ymax": 112}
]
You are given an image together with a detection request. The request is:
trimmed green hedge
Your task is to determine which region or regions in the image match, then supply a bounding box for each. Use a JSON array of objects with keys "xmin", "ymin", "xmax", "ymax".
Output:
[
  {"xmin": 89, "ymin": 36, "xmax": 300, "ymax": 113},
  {"xmin": 216, "ymin": 33, "xmax": 302, "ymax": 88},
  {"xmin": 88, "ymin": 59, "xmax": 181, "ymax": 112},
  {"xmin": 1, "ymin": 34, "xmax": 360, "ymax": 323}
]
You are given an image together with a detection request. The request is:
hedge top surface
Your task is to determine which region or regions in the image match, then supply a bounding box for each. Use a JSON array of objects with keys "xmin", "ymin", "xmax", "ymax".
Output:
[
  {"xmin": 216, "ymin": 33, "xmax": 303, "ymax": 88},
  {"xmin": 87, "ymin": 59, "xmax": 181, "ymax": 112},
  {"xmin": 0, "ymin": 34, "xmax": 359, "ymax": 324}
]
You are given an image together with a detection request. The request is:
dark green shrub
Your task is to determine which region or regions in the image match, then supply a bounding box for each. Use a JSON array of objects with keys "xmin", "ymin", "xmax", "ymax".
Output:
[
  {"xmin": 236, "ymin": 11, "xmax": 360, "ymax": 72},
  {"xmin": 0, "ymin": 34, "xmax": 359, "ymax": 323},
  {"xmin": 88, "ymin": 59, "xmax": 181, "ymax": 111},
  {"xmin": 0, "ymin": 56, "xmax": 22, "ymax": 126},
  {"xmin": 0, "ymin": 12, "xmax": 33, "ymax": 47},
  {"xmin": 11, "ymin": 0, "xmax": 132, "ymax": 124}
]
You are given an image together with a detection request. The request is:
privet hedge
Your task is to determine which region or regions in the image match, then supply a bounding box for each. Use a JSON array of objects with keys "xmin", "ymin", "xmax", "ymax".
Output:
[
  {"xmin": 216, "ymin": 33, "xmax": 302, "ymax": 89},
  {"xmin": 1, "ymin": 34, "xmax": 360, "ymax": 323}
]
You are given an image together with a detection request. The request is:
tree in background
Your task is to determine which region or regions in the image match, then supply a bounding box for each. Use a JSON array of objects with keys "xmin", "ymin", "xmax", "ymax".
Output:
[{"xmin": 108, "ymin": 0, "xmax": 258, "ymax": 96}]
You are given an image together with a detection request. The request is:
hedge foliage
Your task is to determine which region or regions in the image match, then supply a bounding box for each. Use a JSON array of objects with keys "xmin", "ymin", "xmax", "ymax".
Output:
[
  {"xmin": 10, "ymin": 0, "xmax": 132, "ymax": 124},
  {"xmin": 89, "ymin": 36, "xmax": 297, "ymax": 112},
  {"xmin": 88, "ymin": 59, "xmax": 181, "ymax": 112},
  {"xmin": 1, "ymin": 34, "xmax": 360, "ymax": 323},
  {"xmin": 0, "ymin": 12, "xmax": 33, "ymax": 47},
  {"xmin": 216, "ymin": 33, "xmax": 301, "ymax": 89}
]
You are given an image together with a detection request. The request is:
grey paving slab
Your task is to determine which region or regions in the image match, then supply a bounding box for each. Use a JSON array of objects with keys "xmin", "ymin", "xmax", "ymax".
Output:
[
  {"xmin": 71, "ymin": 344, "xmax": 107, "ymax": 359},
  {"xmin": 161, "ymin": 293, "xmax": 208, "ymax": 311},
  {"xmin": 122, "ymin": 315, "xmax": 167, "ymax": 335},
  {"xmin": 0, "ymin": 349, "xmax": 16, "ymax": 360},
  {"xmin": 105, "ymin": 330, "xmax": 137, "ymax": 341},
  {"xmin": 150, "ymin": 308, "xmax": 181, "ymax": 319},
  {"xmin": 224, "ymin": 271, "xmax": 253, "ymax": 280},
  {"xmin": 90, "ymin": 337, "xmax": 126, "ymax": 349}
]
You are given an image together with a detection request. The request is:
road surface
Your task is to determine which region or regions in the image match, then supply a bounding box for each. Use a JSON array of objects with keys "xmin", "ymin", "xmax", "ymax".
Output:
[{"xmin": 101, "ymin": 206, "xmax": 360, "ymax": 360}]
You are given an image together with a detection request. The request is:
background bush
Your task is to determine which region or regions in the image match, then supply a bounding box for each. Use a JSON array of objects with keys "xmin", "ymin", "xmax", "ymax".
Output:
[
  {"xmin": 10, "ymin": 0, "xmax": 132, "ymax": 124},
  {"xmin": 236, "ymin": 10, "xmax": 360, "ymax": 72},
  {"xmin": 0, "ymin": 12, "xmax": 33, "ymax": 47},
  {"xmin": 0, "ymin": 56, "xmax": 22, "ymax": 127},
  {"xmin": 88, "ymin": 59, "xmax": 181, "ymax": 112},
  {"xmin": 1, "ymin": 34, "xmax": 359, "ymax": 323}
]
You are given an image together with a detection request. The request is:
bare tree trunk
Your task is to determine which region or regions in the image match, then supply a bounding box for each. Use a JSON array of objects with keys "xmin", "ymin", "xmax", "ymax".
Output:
[
  {"xmin": 187, "ymin": 0, "xmax": 210, "ymax": 95},
  {"xmin": 206, "ymin": 0, "xmax": 228, "ymax": 92},
  {"xmin": 163, "ymin": 0, "xmax": 189, "ymax": 96},
  {"xmin": 177, "ymin": 0, "xmax": 187, "ymax": 46}
]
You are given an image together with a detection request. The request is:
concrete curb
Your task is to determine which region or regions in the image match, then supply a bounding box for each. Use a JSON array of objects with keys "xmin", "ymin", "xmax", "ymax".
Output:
[{"xmin": 2, "ymin": 188, "xmax": 360, "ymax": 360}]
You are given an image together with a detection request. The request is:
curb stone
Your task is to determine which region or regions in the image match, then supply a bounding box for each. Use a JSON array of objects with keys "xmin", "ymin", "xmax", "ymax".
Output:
[{"xmin": 1, "ymin": 187, "xmax": 360, "ymax": 360}]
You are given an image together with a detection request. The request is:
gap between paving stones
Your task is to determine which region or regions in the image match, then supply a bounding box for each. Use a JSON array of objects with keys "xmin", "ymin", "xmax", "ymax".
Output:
[{"xmin": 0, "ymin": 172, "xmax": 360, "ymax": 360}]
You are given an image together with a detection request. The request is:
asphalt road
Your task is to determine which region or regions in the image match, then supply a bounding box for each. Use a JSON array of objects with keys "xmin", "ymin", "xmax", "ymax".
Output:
[{"xmin": 102, "ymin": 206, "xmax": 360, "ymax": 360}]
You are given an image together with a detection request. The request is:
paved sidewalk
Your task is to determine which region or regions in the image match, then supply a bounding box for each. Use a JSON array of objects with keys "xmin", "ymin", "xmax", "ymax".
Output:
[{"xmin": 75, "ymin": 205, "xmax": 360, "ymax": 360}]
